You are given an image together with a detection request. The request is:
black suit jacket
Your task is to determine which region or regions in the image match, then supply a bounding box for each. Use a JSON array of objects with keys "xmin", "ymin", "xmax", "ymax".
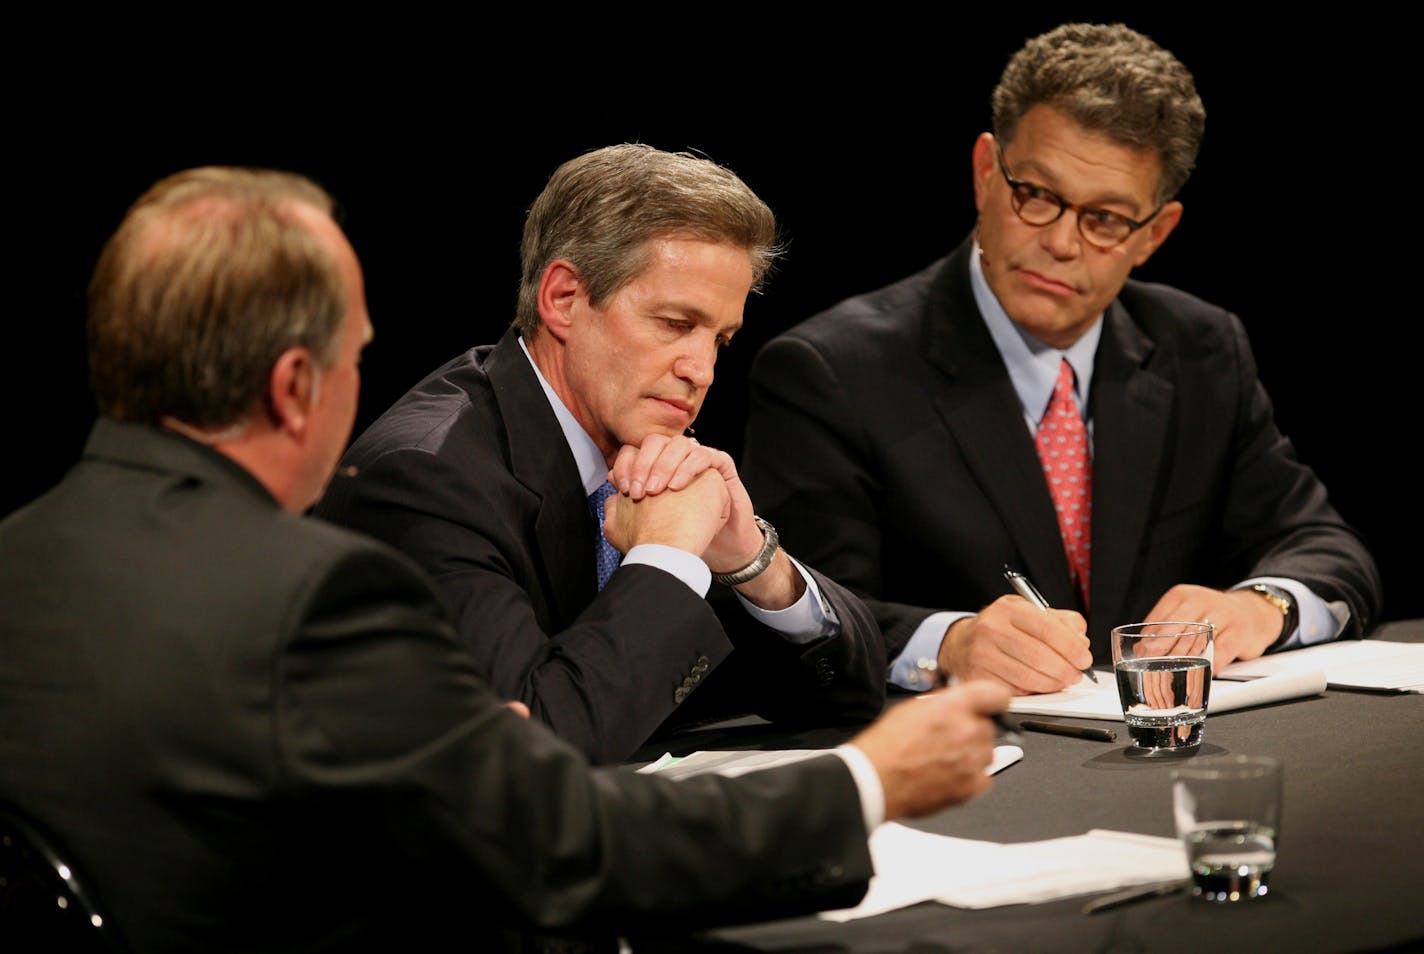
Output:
[
  {"xmin": 0, "ymin": 419, "xmax": 874, "ymax": 953},
  {"xmin": 742, "ymin": 237, "xmax": 1382, "ymax": 663},
  {"xmin": 314, "ymin": 329, "xmax": 885, "ymax": 764}
]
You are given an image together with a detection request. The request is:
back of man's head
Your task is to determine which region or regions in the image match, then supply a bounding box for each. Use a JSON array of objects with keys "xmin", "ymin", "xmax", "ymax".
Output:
[
  {"xmin": 87, "ymin": 167, "xmax": 346, "ymax": 432},
  {"xmin": 513, "ymin": 143, "xmax": 780, "ymax": 338},
  {"xmin": 991, "ymin": 22, "xmax": 1206, "ymax": 203}
]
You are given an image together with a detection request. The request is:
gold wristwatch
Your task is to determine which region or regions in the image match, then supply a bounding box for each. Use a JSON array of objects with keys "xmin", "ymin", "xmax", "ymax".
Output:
[{"xmin": 1247, "ymin": 583, "xmax": 1297, "ymax": 647}]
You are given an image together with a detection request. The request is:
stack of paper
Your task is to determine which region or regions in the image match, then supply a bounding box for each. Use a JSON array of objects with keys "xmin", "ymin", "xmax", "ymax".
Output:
[
  {"xmin": 818, "ymin": 825, "xmax": 1186, "ymax": 921},
  {"xmin": 1220, "ymin": 640, "xmax": 1424, "ymax": 692},
  {"xmin": 1006, "ymin": 669, "xmax": 1326, "ymax": 720}
]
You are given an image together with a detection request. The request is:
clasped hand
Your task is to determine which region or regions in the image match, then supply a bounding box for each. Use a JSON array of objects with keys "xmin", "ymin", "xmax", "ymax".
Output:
[{"xmin": 601, "ymin": 434, "xmax": 762, "ymax": 572}]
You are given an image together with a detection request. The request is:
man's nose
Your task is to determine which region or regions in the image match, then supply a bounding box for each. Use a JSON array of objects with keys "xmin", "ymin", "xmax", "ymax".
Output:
[
  {"xmin": 1040, "ymin": 208, "xmax": 1083, "ymax": 260},
  {"xmin": 674, "ymin": 340, "xmax": 717, "ymax": 388}
]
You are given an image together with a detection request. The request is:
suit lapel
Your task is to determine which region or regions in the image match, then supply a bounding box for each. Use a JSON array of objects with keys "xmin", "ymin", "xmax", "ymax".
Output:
[
  {"xmin": 1087, "ymin": 300, "xmax": 1171, "ymax": 648},
  {"xmin": 924, "ymin": 243, "xmax": 1080, "ymax": 611},
  {"xmin": 486, "ymin": 329, "xmax": 598, "ymax": 626}
]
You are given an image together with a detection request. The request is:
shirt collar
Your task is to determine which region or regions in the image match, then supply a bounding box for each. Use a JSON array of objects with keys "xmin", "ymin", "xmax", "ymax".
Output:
[
  {"xmin": 518, "ymin": 335, "xmax": 608, "ymax": 497},
  {"xmin": 968, "ymin": 240, "xmax": 1102, "ymax": 425}
]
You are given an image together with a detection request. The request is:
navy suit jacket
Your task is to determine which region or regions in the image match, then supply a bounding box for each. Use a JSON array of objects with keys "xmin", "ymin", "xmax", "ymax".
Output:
[
  {"xmin": 742, "ymin": 237, "xmax": 1383, "ymax": 663},
  {"xmin": 315, "ymin": 329, "xmax": 885, "ymax": 764}
]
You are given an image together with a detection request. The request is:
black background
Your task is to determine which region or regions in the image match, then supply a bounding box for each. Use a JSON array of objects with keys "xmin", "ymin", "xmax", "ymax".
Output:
[{"xmin": 8, "ymin": 13, "xmax": 1418, "ymax": 622}]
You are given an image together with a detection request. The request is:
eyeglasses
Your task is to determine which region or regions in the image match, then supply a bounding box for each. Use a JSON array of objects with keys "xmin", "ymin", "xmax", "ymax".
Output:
[{"xmin": 996, "ymin": 145, "xmax": 1163, "ymax": 249}]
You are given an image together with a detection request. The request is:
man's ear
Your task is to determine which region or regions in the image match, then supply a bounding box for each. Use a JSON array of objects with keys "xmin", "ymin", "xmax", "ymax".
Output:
[
  {"xmin": 535, "ymin": 260, "xmax": 582, "ymax": 344},
  {"xmin": 971, "ymin": 132, "xmax": 999, "ymax": 215},
  {"xmin": 266, "ymin": 347, "xmax": 320, "ymax": 437},
  {"xmin": 1131, "ymin": 201, "xmax": 1183, "ymax": 267}
]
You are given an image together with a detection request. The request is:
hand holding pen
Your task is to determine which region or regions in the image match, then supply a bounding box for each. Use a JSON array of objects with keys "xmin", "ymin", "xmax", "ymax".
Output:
[
  {"xmin": 914, "ymin": 657, "xmax": 1024, "ymax": 746},
  {"xmin": 1003, "ymin": 566, "xmax": 1098, "ymax": 684},
  {"xmin": 931, "ymin": 570, "xmax": 1093, "ymax": 695}
]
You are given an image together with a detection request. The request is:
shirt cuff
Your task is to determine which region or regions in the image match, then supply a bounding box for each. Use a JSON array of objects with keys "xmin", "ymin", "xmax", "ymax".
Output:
[
  {"xmin": 888, "ymin": 611, "xmax": 973, "ymax": 690},
  {"xmin": 833, "ymin": 743, "xmax": 885, "ymax": 833},
  {"xmin": 622, "ymin": 544, "xmax": 711, "ymax": 598},
  {"xmin": 1235, "ymin": 576, "xmax": 1346, "ymax": 650},
  {"xmin": 733, "ymin": 554, "xmax": 840, "ymax": 645}
]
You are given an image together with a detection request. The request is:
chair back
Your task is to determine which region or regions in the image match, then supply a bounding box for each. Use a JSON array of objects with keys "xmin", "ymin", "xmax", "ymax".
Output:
[{"xmin": 0, "ymin": 799, "xmax": 130, "ymax": 953}]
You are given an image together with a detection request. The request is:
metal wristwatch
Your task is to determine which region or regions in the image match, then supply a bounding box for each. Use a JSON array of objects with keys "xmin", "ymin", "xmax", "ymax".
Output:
[
  {"xmin": 711, "ymin": 516, "xmax": 779, "ymax": 586},
  {"xmin": 1247, "ymin": 583, "xmax": 1297, "ymax": 647}
]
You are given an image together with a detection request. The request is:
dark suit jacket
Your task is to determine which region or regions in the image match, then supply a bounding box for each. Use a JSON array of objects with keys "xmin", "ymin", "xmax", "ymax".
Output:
[
  {"xmin": 0, "ymin": 419, "xmax": 874, "ymax": 953},
  {"xmin": 313, "ymin": 329, "xmax": 885, "ymax": 764},
  {"xmin": 742, "ymin": 237, "xmax": 1383, "ymax": 663}
]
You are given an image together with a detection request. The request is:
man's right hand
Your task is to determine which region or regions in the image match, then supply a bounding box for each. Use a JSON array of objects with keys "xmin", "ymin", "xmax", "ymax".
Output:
[
  {"xmin": 850, "ymin": 680, "xmax": 1010, "ymax": 821},
  {"xmin": 938, "ymin": 596, "xmax": 1091, "ymax": 695},
  {"xmin": 606, "ymin": 435, "xmax": 769, "ymax": 582},
  {"xmin": 602, "ymin": 468, "xmax": 730, "ymax": 557}
]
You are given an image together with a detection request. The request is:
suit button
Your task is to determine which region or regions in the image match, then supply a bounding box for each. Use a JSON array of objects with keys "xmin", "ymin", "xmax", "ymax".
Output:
[
  {"xmin": 682, "ymin": 676, "xmax": 696, "ymax": 690},
  {"xmin": 674, "ymin": 687, "xmax": 688, "ymax": 704},
  {"xmin": 693, "ymin": 659, "xmax": 709, "ymax": 676},
  {"xmin": 697, "ymin": 654, "xmax": 710, "ymax": 668}
]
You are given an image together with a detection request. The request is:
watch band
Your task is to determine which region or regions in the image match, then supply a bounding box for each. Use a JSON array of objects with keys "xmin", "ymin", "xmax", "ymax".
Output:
[
  {"xmin": 711, "ymin": 516, "xmax": 779, "ymax": 586},
  {"xmin": 1248, "ymin": 583, "xmax": 1297, "ymax": 647}
]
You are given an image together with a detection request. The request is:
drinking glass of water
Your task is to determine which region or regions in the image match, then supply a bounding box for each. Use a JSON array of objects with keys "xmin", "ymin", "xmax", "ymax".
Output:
[
  {"xmin": 1172, "ymin": 755, "xmax": 1283, "ymax": 902},
  {"xmin": 1110, "ymin": 621, "xmax": 1214, "ymax": 756}
]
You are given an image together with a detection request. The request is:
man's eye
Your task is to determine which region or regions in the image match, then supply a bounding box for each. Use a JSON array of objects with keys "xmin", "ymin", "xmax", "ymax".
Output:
[
  {"xmin": 1015, "ymin": 183, "xmax": 1059, "ymax": 208},
  {"xmin": 663, "ymin": 318, "xmax": 692, "ymax": 332}
]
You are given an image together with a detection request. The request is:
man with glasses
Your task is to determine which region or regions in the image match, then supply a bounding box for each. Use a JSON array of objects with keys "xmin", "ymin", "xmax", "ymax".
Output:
[{"xmin": 741, "ymin": 22, "xmax": 1382, "ymax": 695}]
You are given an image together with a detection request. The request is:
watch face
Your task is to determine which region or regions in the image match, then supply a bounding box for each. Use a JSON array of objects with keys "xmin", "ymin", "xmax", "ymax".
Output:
[{"xmin": 1253, "ymin": 585, "xmax": 1292, "ymax": 614}]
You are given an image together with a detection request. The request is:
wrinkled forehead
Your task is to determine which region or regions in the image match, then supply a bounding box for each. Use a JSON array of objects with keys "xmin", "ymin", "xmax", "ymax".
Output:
[{"xmin": 1001, "ymin": 109, "xmax": 1166, "ymax": 211}]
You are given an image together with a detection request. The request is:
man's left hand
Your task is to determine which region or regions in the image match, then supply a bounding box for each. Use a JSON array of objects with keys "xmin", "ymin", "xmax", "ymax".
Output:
[
  {"xmin": 608, "ymin": 434, "xmax": 736, "ymax": 499},
  {"xmin": 608, "ymin": 435, "xmax": 804, "ymax": 609},
  {"xmin": 1144, "ymin": 584, "xmax": 1286, "ymax": 669}
]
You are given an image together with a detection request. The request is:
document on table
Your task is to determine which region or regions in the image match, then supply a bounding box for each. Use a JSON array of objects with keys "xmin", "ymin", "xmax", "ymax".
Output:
[
  {"xmin": 818, "ymin": 826, "xmax": 1187, "ymax": 920},
  {"xmin": 637, "ymin": 744, "xmax": 1024, "ymax": 781},
  {"xmin": 1006, "ymin": 669, "xmax": 1327, "ymax": 720},
  {"xmin": 636, "ymin": 747, "xmax": 1187, "ymax": 918},
  {"xmin": 1219, "ymin": 640, "xmax": 1424, "ymax": 692}
]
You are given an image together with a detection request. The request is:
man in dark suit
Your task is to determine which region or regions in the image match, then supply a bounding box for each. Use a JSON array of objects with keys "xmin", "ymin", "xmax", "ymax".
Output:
[
  {"xmin": 0, "ymin": 166, "xmax": 1009, "ymax": 952},
  {"xmin": 315, "ymin": 144, "xmax": 886, "ymax": 764},
  {"xmin": 742, "ymin": 22, "xmax": 1383, "ymax": 696}
]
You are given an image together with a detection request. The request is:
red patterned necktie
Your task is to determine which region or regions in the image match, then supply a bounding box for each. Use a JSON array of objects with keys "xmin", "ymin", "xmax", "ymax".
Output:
[{"xmin": 1036, "ymin": 358, "xmax": 1092, "ymax": 606}]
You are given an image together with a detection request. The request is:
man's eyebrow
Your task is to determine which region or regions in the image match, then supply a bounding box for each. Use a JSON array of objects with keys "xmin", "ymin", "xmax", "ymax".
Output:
[{"xmin": 1012, "ymin": 157, "xmax": 1148, "ymax": 213}]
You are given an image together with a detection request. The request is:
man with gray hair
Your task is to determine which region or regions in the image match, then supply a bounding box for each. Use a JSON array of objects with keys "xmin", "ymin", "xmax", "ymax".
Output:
[
  {"xmin": 0, "ymin": 164, "xmax": 1010, "ymax": 951},
  {"xmin": 743, "ymin": 22, "xmax": 1382, "ymax": 695},
  {"xmin": 316, "ymin": 143, "xmax": 887, "ymax": 764}
]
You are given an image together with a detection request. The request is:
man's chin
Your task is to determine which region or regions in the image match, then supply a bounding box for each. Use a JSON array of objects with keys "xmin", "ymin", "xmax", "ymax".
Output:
[{"xmin": 625, "ymin": 423, "xmax": 691, "ymax": 446}]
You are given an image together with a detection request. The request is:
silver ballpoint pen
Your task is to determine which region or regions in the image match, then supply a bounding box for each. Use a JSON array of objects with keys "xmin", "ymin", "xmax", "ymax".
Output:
[{"xmin": 1002, "ymin": 565, "xmax": 1098, "ymax": 683}]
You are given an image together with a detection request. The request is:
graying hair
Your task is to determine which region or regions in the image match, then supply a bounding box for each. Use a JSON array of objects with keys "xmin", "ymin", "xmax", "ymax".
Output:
[{"xmin": 514, "ymin": 143, "xmax": 780, "ymax": 338}]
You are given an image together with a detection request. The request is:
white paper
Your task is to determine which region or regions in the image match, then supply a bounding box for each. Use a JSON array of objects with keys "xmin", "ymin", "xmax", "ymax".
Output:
[
  {"xmin": 1219, "ymin": 640, "xmax": 1424, "ymax": 692},
  {"xmin": 1007, "ymin": 669, "xmax": 1326, "ymax": 721},
  {"xmin": 817, "ymin": 826, "xmax": 1186, "ymax": 921},
  {"xmin": 638, "ymin": 745, "xmax": 1024, "ymax": 781}
]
